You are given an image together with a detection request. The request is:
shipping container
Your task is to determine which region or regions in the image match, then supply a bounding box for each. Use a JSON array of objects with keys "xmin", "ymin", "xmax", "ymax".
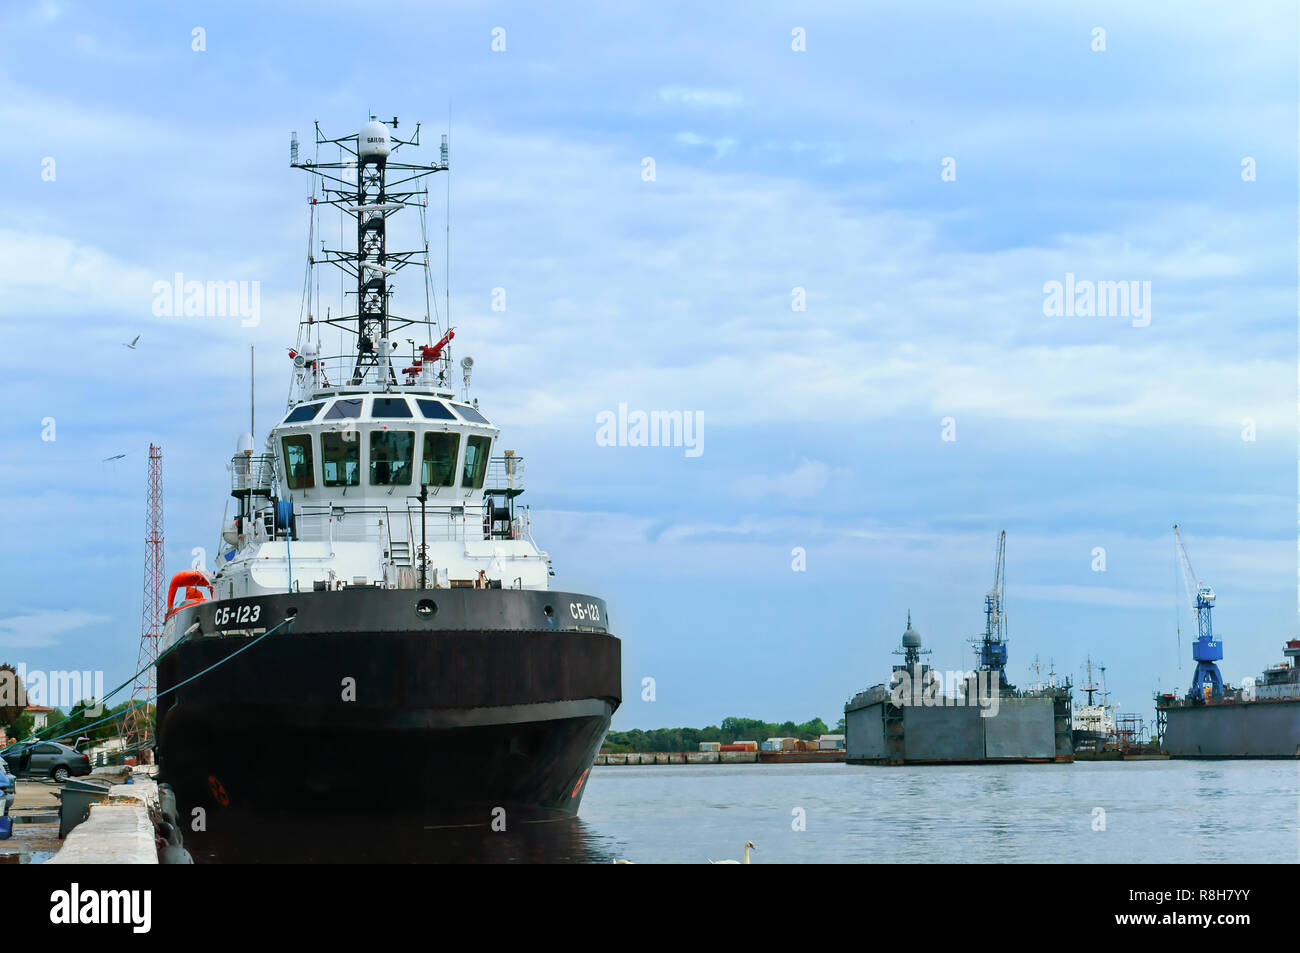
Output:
[{"xmin": 720, "ymin": 750, "xmax": 759, "ymax": 763}]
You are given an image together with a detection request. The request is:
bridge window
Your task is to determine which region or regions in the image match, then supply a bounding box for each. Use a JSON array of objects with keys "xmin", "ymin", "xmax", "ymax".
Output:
[
  {"xmin": 416, "ymin": 399, "xmax": 455, "ymax": 420},
  {"xmin": 452, "ymin": 403, "xmax": 490, "ymax": 424},
  {"xmin": 372, "ymin": 397, "xmax": 412, "ymax": 419},
  {"xmin": 281, "ymin": 435, "xmax": 315, "ymax": 489},
  {"xmin": 462, "ymin": 435, "xmax": 491, "ymax": 489},
  {"xmin": 421, "ymin": 431, "xmax": 460, "ymax": 487},
  {"xmin": 321, "ymin": 431, "xmax": 360, "ymax": 486},
  {"xmin": 324, "ymin": 398, "xmax": 363, "ymax": 420},
  {"xmin": 370, "ymin": 431, "xmax": 414, "ymax": 485},
  {"xmin": 284, "ymin": 402, "xmax": 324, "ymax": 424}
]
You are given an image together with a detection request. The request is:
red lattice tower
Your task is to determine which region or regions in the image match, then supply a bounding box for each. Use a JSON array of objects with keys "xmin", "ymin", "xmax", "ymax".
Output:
[{"xmin": 122, "ymin": 444, "xmax": 164, "ymax": 756}]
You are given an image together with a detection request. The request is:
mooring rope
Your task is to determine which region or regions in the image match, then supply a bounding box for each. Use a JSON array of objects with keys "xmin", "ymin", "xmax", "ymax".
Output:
[{"xmin": 5, "ymin": 613, "xmax": 296, "ymax": 755}]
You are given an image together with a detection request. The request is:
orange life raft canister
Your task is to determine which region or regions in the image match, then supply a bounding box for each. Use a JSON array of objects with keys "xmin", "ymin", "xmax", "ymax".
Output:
[{"xmin": 166, "ymin": 570, "xmax": 213, "ymax": 618}]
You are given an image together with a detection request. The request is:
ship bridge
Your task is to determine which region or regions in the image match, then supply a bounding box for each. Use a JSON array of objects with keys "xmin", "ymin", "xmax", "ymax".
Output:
[
  {"xmin": 217, "ymin": 389, "xmax": 545, "ymax": 599},
  {"xmin": 273, "ymin": 392, "xmax": 498, "ymax": 508}
]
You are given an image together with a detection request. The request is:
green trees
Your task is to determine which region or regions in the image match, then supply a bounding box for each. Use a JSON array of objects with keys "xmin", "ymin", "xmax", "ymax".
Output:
[
  {"xmin": 4, "ymin": 712, "xmax": 33, "ymax": 744},
  {"xmin": 56, "ymin": 699, "xmax": 138, "ymax": 744},
  {"xmin": 603, "ymin": 716, "xmax": 834, "ymax": 752}
]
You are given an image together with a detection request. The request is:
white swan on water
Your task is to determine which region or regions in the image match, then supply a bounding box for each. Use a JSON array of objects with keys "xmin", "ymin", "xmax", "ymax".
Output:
[{"xmin": 709, "ymin": 841, "xmax": 756, "ymax": 864}]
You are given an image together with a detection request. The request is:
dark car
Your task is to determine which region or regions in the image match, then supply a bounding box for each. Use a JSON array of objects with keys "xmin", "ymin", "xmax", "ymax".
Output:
[{"xmin": 1, "ymin": 741, "xmax": 90, "ymax": 782}]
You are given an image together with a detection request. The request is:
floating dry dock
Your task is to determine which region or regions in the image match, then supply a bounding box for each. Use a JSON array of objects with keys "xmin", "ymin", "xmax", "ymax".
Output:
[
  {"xmin": 845, "ymin": 686, "xmax": 1072, "ymax": 765},
  {"xmin": 844, "ymin": 587, "xmax": 1073, "ymax": 766},
  {"xmin": 1156, "ymin": 640, "xmax": 1300, "ymax": 759}
]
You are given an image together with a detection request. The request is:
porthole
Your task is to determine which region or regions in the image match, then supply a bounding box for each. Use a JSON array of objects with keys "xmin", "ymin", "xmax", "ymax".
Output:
[{"xmin": 416, "ymin": 599, "xmax": 437, "ymax": 619}]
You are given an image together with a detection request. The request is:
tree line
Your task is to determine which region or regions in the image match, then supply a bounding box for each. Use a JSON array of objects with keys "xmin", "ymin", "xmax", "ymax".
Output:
[{"xmin": 602, "ymin": 716, "xmax": 846, "ymax": 753}]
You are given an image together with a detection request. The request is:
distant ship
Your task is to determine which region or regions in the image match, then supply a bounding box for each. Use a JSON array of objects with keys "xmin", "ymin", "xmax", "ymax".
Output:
[
  {"xmin": 155, "ymin": 117, "xmax": 621, "ymax": 838},
  {"xmin": 1071, "ymin": 657, "xmax": 1115, "ymax": 753}
]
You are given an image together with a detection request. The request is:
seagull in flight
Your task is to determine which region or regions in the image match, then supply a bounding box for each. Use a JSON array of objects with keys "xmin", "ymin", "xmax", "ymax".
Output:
[{"xmin": 123, "ymin": 335, "xmax": 140, "ymax": 349}]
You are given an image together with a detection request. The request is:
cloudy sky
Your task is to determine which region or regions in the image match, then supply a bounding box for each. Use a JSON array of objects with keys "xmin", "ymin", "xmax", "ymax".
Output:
[{"xmin": 0, "ymin": 1, "xmax": 1295, "ymax": 731}]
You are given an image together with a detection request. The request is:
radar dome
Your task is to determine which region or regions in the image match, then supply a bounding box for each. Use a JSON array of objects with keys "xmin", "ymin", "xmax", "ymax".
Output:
[
  {"xmin": 358, "ymin": 120, "xmax": 391, "ymax": 160},
  {"xmin": 901, "ymin": 613, "xmax": 921, "ymax": 647}
]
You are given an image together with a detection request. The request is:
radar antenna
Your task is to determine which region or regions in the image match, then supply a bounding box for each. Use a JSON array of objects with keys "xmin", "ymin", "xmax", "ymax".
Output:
[{"xmin": 291, "ymin": 117, "xmax": 449, "ymax": 391}]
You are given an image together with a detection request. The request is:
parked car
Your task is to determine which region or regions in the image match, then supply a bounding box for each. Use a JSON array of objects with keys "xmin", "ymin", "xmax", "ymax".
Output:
[
  {"xmin": 1, "ymin": 741, "xmax": 90, "ymax": 782},
  {"xmin": 0, "ymin": 756, "xmax": 15, "ymax": 812}
]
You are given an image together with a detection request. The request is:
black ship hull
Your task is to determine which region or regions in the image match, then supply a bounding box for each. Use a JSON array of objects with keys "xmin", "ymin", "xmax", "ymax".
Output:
[{"xmin": 155, "ymin": 588, "xmax": 620, "ymax": 848}]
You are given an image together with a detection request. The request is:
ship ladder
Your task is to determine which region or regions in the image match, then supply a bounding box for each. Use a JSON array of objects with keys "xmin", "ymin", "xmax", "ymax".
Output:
[{"xmin": 389, "ymin": 539, "xmax": 413, "ymax": 567}]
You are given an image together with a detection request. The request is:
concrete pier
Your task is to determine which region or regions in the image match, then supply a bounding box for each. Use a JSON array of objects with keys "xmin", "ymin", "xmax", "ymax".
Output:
[{"xmin": 47, "ymin": 775, "xmax": 160, "ymax": 865}]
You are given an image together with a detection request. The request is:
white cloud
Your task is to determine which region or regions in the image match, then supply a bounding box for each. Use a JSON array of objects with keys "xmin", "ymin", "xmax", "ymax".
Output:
[
  {"xmin": 0, "ymin": 609, "xmax": 111, "ymax": 648},
  {"xmin": 658, "ymin": 86, "xmax": 743, "ymax": 109},
  {"xmin": 1013, "ymin": 584, "xmax": 1168, "ymax": 610},
  {"xmin": 734, "ymin": 459, "xmax": 846, "ymax": 500},
  {"xmin": 674, "ymin": 131, "xmax": 737, "ymax": 158}
]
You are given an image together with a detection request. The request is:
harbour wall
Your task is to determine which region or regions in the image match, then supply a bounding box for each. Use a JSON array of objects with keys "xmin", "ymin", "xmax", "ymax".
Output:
[{"xmin": 47, "ymin": 776, "xmax": 160, "ymax": 865}]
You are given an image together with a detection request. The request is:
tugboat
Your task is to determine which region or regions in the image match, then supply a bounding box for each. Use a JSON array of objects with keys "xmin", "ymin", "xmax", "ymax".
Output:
[{"xmin": 155, "ymin": 118, "xmax": 621, "ymax": 836}]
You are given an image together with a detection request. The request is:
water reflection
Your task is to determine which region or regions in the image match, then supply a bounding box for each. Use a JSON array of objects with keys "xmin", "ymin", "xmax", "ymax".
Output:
[
  {"xmin": 185, "ymin": 761, "xmax": 1296, "ymax": 863},
  {"xmin": 191, "ymin": 809, "xmax": 619, "ymax": 864}
]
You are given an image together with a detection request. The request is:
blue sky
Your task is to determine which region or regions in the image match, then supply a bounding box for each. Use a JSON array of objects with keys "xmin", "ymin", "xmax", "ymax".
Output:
[{"xmin": 0, "ymin": 1, "xmax": 1295, "ymax": 732}]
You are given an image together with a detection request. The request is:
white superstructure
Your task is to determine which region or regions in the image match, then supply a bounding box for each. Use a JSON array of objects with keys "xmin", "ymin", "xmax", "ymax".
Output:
[
  {"xmin": 1071, "ymin": 656, "xmax": 1115, "ymax": 735},
  {"xmin": 208, "ymin": 116, "xmax": 552, "ymax": 601}
]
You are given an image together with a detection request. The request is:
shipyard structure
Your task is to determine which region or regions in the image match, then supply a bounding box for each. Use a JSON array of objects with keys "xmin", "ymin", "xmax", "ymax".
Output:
[
  {"xmin": 844, "ymin": 619, "xmax": 1073, "ymax": 765},
  {"xmin": 1153, "ymin": 526, "xmax": 1300, "ymax": 759},
  {"xmin": 845, "ymin": 532, "xmax": 1073, "ymax": 766},
  {"xmin": 1156, "ymin": 641, "xmax": 1300, "ymax": 758}
]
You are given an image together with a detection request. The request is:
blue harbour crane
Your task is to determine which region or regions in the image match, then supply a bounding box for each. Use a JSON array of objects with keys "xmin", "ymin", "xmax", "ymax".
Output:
[
  {"xmin": 1173, "ymin": 524, "xmax": 1223, "ymax": 702},
  {"xmin": 973, "ymin": 530, "xmax": 1012, "ymax": 691}
]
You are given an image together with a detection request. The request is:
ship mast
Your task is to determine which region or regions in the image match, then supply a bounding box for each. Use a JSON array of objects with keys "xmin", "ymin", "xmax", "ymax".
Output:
[{"xmin": 290, "ymin": 116, "xmax": 450, "ymax": 393}]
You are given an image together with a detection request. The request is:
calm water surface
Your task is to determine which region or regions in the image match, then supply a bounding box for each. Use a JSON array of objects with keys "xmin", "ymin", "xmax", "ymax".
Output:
[
  {"xmin": 196, "ymin": 760, "xmax": 1298, "ymax": 862},
  {"xmin": 575, "ymin": 761, "xmax": 1299, "ymax": 864}
]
